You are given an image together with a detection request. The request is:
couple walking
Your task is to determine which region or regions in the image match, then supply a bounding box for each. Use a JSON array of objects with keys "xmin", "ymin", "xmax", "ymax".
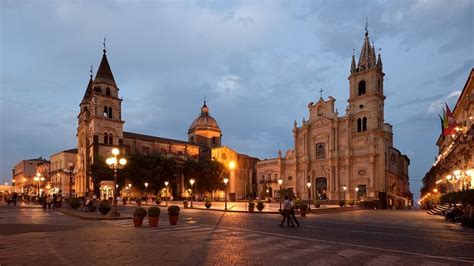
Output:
[{"xmin": 279, "ymin": 196, "xmax": 300, "ymax": 227}]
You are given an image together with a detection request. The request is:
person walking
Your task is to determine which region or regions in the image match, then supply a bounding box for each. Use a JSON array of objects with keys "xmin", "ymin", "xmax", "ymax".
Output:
[
  {"xmin": 52, "ymin": 194, "xmax": 57, "ymax": 209},
  {"xmin": 12, "ymin": 192, "xmax": 18, "ymax": 206},
  {"xmin": 289, "ymin": 197, "xmax": 300, "ymax": 227},
  {"xmin": 279, "ymin": 196, "xmax": 294, "ymax": 227}
]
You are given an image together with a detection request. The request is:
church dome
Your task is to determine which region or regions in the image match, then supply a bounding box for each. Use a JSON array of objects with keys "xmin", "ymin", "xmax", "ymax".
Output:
[{"xmin": 188, "ymin": 102, "xmax": 221, "ymax": 133}]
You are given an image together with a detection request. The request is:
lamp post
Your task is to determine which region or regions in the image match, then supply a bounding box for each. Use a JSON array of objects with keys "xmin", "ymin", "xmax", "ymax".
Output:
[
  {"xmin": 144, "ymin": 182, "xmax": 148, "ymax": 203},
  {"xmin": 189, "ymin": 179, "xmax": 195, "ymax": 208},
  {"xmin": 223, "ymin": 177, "xmax": 229, "ymax": 210},
  {"xmin": 228, "ymin": 161, "xmax": 236, "ymax": 202},
  {"xmin": 34, "ymin": 173, "xmax": 45, "ymax": 197},
  {"xmin": 355, "ymin": 187, "xmax": 359, "ymax": 201},
  {"xmin": 277, "ymin": 178, "xmax": 283, "ymax": 211},
  {"xmin": 164, "ymin": 181, "xmax": 169, "ymax": 206},
  {"xmin": 307, "ymin": 182, "xmax": 311, "ymax": 209},
  {"xmin": 64, "ymin": 163, "xmax": 76, "ymax": 197},
  {"xmin": 128, "ymin": 183, "xmax": 132, "ymax": 201},
  {"xmin": 106, "ymin": 147, "xmax": 127, "ymax": 218}
]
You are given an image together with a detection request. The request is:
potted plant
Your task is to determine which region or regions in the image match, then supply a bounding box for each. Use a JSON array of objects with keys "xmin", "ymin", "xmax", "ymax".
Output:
[
  {"xmin": 248, "ymin": 201, "xmax": 255, "ymax": 213},
  {"xmin": 69, "ymin": 197, "xmax": 80, "ymax": 209},
  {"xmin": 122, "ymin": 197, "xmax": 128, "ymax": 206},
  {"xmin": 147, "ymin": 206, "xmax": 160, "ymax": 227},
  {"xmin": 349, "ymin": 200, "xmax": 355, "ymax": 207},
  {"xmin": 155, "ymin": 197, "xmax": 162, "ymax": 205},
  {"xmin": 204, "ymin": 198, "xmax": 212, "ymax": 209},
  {"xmin": 183, "ymin": 200, "xmax": 189, "ymax": 208},
  {"xmin": 339, "ymin": 200, "xmax": 346, "ymax": 207},
  {"xmin": 98, "ymin": 199, "xmax": 111, "ymax": 215},
  {"xmin": 299, "ymin": 203, "xmax": 309, "ymax": 217},
  {"xmin": 133, "ymin": 207, "xmax": 147, "ymax": 227},
  {"xmin": 168, "ymin": 205, "xmax": 180, "ymax": 225},
  {"xmin": 256, "ymin": 200, "xmax": 265, "ymax": 211},
  {"xmin": 314, "ymin": 200, "xmax": 322, "ymax": 208},
  {"xmin": 136, "ymin": 198, "xmax": 142, "ymax": 207}
]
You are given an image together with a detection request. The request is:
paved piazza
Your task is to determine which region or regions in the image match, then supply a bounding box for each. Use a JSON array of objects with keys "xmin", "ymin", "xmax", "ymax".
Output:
[{"xmin": 1, "ymin": 206, "xmax": 473, "ymax": 265}]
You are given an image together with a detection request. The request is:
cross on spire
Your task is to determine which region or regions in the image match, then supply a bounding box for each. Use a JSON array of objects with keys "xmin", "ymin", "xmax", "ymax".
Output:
[
  {"xmin": 319, "ymin": 88, "xmax": 324, "ymax": 99},
  {"xmin": 103, "ymin": 35, "xmax": 107, "ymax": 53},
  {"xmin": 90, "ymin": 65, "xmax": 93, "ymax": 78}
]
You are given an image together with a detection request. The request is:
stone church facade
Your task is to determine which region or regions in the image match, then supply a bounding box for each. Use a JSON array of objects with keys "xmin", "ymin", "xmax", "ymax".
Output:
[
  {"xmin": 257, "ymin": 30, "xmax": 412, "ymax": 208},
  {"xmin": 75, "ymin": 49, "xmax": 200, "ymax": 197}
]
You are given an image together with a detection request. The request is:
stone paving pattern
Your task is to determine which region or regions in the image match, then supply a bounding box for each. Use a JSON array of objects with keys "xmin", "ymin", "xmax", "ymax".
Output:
[{"xmin": 1, "ymin": 203, "xmax": 473, "ymax": 265}]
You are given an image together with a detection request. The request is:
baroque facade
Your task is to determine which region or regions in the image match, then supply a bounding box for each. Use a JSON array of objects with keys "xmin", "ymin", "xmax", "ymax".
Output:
[
  {"xmin": 421, "ymin": 69, "xmax": 474, "ymax": 200},
  {"xmin": 257, "ymin": 30, "xmax": 412, "ymax": 208}
]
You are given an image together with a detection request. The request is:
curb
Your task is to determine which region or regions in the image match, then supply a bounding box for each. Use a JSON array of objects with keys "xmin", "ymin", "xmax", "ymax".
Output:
[{"xmin": 57, "ymin": 209, "xmax": 132, "ymax": 221}]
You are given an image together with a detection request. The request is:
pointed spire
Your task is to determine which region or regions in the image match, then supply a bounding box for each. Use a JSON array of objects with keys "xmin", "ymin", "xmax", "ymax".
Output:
[
  {"xmin": 94, "ymin": 42, "xmax": 116, "ymax": 86},
  {"xmin": 357, "ymin": 22, "xmax": 377, "ymax": 71},
  {"xmin": 82, "ymin": 70, "xmax": 94, "ymax": 103},
  {"xmin": 351, "ymin": 49, "xmax": 356, "ymax": 73},
  {"xmin": 377, "ymin": 48, "xmax": 383, "ymax": 69}
]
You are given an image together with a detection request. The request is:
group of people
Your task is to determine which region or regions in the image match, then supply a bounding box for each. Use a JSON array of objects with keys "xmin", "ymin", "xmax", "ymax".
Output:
[
  {"xmin": 40, "ymin": 193, "xmax": 63, "ymax": 209},
  {"xmin": 2, "ymin": 192, "xmax": 19, "ymax": 206},
  {"xmin": 279, "ymin": 196, "xmax": 300, "ymax": 227}
]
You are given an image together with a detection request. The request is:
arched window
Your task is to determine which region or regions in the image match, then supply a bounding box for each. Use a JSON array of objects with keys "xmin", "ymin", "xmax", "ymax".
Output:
[
  {"xmin": 362, "ymin": 117, "xmax": 367, "ymax": 131},
  {"xmin": 103, "ymin": 106, "xmax": 108, "ymax": 117},
  {"xmin": 104, "ymin": 133, "xmax": 109, "ymax": 144},
  {"xmin": 357, "ymin": 118, "xmax": 362, "ymax": 132},
  {"xmin": 212, "ymin": 137, "xmax": 216, "ymax": 144},
  {"xmin": 109, "ymin": 133, "xmax": 113, "ymax": 145},
  {"xmin": 108, "ymin": 107, "xmax": 112, "ymax": 119},
  {"xmin": 106, "ymin": 87, "xmax": 111, "ymax": 96},
  {"xmin": 358, "ymin": 80, "xmax": 366, "ymax": 96}
]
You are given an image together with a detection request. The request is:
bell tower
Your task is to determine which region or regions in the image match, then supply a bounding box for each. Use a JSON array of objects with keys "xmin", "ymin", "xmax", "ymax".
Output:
[
  {"xmin": 348, "ymin": 27, "xmax": 385, "ymax": 133},
  {"xmin": 76, "ymin": 48, "xmax": 124, "ymax": 196}
]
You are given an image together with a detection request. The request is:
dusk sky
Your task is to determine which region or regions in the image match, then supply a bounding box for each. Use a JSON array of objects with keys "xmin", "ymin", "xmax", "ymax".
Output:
[{"xmin": 1, "ymin": 0, "xmax": 473, "ymax": 201}]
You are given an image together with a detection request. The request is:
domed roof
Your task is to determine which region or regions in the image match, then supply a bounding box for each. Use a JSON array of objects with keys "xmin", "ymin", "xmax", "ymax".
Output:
[{"xmin": 188, "ymin": 101, "xmax": 221, "ymax": 133}]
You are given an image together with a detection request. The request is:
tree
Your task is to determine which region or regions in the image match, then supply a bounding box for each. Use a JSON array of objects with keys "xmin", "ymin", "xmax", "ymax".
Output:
[
  {"xmin": 90, "ymin": 155, "xmax": 114, "ymax": 197},
  {"xmin": 182, "ymin": 158, "xmax": 228, "ymax": 195}
]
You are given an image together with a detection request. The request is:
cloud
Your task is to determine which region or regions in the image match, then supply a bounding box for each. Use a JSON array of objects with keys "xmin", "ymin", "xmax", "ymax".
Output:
[
  {"xmin": 427, "ymin": 90, "xmax": 461, "ymax": 113},
  {"xmin": 214, "ymin": 75, "xmax": 241, "ymax": 95}
]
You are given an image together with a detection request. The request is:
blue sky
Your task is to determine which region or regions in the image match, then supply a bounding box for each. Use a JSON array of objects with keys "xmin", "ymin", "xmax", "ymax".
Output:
[{"xmin": 1, "ymin": 0, "xmax": 473, "ymax": 201}]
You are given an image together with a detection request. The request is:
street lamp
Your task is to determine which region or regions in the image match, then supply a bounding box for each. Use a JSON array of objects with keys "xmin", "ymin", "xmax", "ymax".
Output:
[
  {"xmin": 106, "ymin": 147, "xmax": 127, "ymax": 217},
  {"xmin": 342, "ymin": 185, "xmax": 347, "ymax": 201},
  {"xmin": 144, "ymin": 182, "xmax": 149, "ymax": 203},
  {"xmin": 128, "ymin": 183, "xmax": 132, "ymax": 201},
  {"xmin": 223, "ymin": 177, "xmax": 229, "ymax": 210},
  {"xmin": 164, "ymin": 181, "xmax": 169, "ymax": 206},
  {"xmin": 277, "ymin": 178, "xmax": 283, "ymax": 210},
  {"xmin": 355, "ymin": 187, "xmax": 359, "ymax": 201},
  {"xmin": 64, "ymin": 163, "xmax": 76, "ymax": 197},
  {"xmin": 34, "ymin": 173, "xmax": 45, "ymax": 197},
  {"xmin": 189, "ymin": 179, "xmax": 195, "ymax": 208}
]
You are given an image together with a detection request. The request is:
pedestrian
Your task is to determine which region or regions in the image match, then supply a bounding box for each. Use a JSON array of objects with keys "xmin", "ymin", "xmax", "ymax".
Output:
[
  {"xmin": 289, "ymin": 198, "xmax": 300, "ymax": 227},
  {"xmin": 12, "ymin": 192, "xmax": 18, "ymax": 206},
  {"xmin": 46, "ymin": 195, "xmax": 53, "ymax": 209},
  {"xmin": 53, "ymin": 194, "xmax": 57, "ymax": 209},
  {"xmin": 279, "ymin": 196, "xmax": 294, "ymax": 227}
]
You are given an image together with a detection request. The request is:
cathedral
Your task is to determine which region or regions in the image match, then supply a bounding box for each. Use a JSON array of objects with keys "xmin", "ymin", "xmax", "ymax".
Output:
[
  {"xmin": 75, "ymin": 47, "xmax": 257, "ymax": 199},
  {"xmin": 257, "ymin": 29, "xmax": 412, "ymax": 208}
]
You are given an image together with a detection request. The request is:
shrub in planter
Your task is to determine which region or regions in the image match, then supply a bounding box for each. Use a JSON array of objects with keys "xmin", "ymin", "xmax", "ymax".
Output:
[
  {"xmin": 155, "ymin": 197, "xmax": 162, "ymax": 205},
  {"xmin": 147, "ymin": 206, "xmax": 161, "ymax": 227},
  {"xmin": 256, "ymin": 200, "xmax": 265, "ymax": 211},
  {"xmin": 136, "ymin": 198, "xmax": 142, "ymax": 207},
  {"xmin": 98, "ymin": 199, "xmax": 111, "ymax": 215},
  {"xmin": 349, "ymin": 200, "xmax": 355, "ymax": 207},
  {"xmin": 69, "ymin": 197, "xmax": 80, "ymax": 209},
  {"xmin": 133, "ymin": 207, "xmax": 147, "ymax": 227},
  {"xmin": 339, "ymin": 200, "xmax": 346, "ymax": 207},
  {"xmin": 183, "ymin": 200, "xmax": 189, "ymax": 208},
  {"xmin": 314, "ymin": 200, "xmax": 323, "ymax": 208},
  {"xmin": 168, "ymin": 205, "xmax": 180, "ymax": 225},
  {"xmin": 248, "ymin": 201, "xmax": 255, "ymax": 213},
  {"xmin": 299, "ymin": 203, "xmax": 309, "ymax": 217},
  {"xmin": 204, "ymin": 198, "xmax": 212, "ymax": 209}
]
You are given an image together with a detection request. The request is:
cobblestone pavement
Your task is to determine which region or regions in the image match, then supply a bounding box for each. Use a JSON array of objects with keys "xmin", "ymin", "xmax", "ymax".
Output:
[{"xmin": 1, "ymin": 205, "xmax": 473, "ymax": 265}]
